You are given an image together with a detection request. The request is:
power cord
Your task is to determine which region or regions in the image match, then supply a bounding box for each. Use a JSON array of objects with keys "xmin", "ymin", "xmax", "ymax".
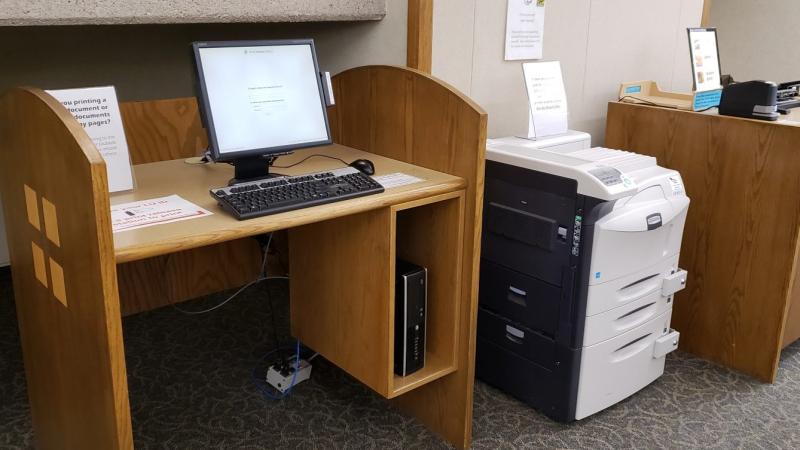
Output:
[
  {"xmin": 172, "ymin": 233, "xmax": 288, "ymax": 315},
  {"xmin": 272, "ymin": 153, "xmax": 349, "ymax": 169}
]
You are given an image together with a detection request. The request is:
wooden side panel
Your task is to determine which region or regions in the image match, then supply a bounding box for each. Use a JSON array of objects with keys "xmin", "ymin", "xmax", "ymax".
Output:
[
  {"xmin": 119, "ymin": 96, "xmax": 206, "ymax": 164},
  {"xmin": 329, "ymin": 66, "xmax": 487, "ymax": 449},
  {"xmin": 289, "ymin": 208, "xmax": 394, "ymax": 397},
  {"xmin": 605, "ymin": 102, "xmax": 800, "ymax": 382},
  {"xmin": 407, "ymin": 0, "xmax": 433, "ymax": 73},
  {"xmin": 0, "ymin": 88, "xmax": 132, "ymax": 449},
  {"xmin": 117, "ymin": 238, "xmax": 261, "ymax": 316},
  {"xmin": 701, "ymin": 0, "xmax": 713, "ymax": 26},
  {"xmin": 783, "ymin": 240, "xmax": 800, "ymax": 347}
]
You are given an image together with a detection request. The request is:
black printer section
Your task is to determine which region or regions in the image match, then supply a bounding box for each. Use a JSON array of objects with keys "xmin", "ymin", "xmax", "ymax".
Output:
[{"xmin": 476, "ymin": 160, "xmax": 608, "ymax": 422}]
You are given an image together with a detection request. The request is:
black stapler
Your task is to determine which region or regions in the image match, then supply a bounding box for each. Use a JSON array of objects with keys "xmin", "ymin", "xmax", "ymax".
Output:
[{"xmin": 718, "ymin": 80, "xmax": 779, "ymax": 121}]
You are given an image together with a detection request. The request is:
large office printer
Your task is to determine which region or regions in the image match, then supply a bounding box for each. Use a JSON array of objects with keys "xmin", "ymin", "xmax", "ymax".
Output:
[{"xmin": 477, "ymin": 134, "xmax": 689, "ymax": 422}]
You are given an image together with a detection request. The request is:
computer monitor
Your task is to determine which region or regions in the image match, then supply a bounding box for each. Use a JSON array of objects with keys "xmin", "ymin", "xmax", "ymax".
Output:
[{"xmin": 192, "ymin": 39, "xmax": 332, "ymax": 183}]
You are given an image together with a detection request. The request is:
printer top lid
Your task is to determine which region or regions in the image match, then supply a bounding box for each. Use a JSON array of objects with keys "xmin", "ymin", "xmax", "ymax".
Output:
[{"xmin": 486, "ymin": 136, "xmax": 657, "ymax": 200}]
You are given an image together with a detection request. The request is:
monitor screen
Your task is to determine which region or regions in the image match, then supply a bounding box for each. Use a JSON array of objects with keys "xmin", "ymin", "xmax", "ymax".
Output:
[
  {"xmin": 193, "ymin": 40, "xmax": 331, "ymax": 161},
  {"xmin": 687, "ymin": 28, "xmax": 722, "ymax": 92}
]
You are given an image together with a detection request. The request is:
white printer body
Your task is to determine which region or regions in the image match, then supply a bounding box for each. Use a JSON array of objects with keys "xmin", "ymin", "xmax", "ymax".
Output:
[{"xmin": 476, "ymin": 133, "xmax": 688, "ymax": 421}]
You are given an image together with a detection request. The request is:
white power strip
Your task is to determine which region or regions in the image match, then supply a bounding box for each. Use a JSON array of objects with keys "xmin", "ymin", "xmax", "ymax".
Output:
[{"xmin": 266, "ymin": 358, "xmax": 312, "ymax": 393}]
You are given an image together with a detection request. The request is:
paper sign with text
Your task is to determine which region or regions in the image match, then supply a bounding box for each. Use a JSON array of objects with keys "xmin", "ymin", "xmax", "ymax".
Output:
[
  {"xmin": 111, "ymin": 195, "xmax": 212, "ymax": 233},
  {"xmin": 523, "ymin": 61, "xmax": 568, "ymax": 138},
  {"xmin": 505, "ymin": 0, "xmax": 546, "ymax": 61},
  {"xmin": 46, "ymin": 86, "xmax": 135, "ymax": 192}
]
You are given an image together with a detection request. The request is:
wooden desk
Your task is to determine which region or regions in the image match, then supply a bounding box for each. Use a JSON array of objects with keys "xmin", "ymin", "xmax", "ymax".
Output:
[
  {"xmin": 112, "ymin": 145, "xmax": 464, "ymax": 262},
  {"xmin": 0, "ymin": 65, "xmax": 487, "ymax": 449},
  {"xmin": 606, "ymin": 101, "xmax": 800, "ymax": 382}
]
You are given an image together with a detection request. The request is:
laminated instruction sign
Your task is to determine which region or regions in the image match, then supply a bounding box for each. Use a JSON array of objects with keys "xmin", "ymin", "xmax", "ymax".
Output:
[
  {"xmin": 47, "ymin": 86, "xmax": 135, "ymax": 192},
  {"xmin": 522, "ymin": 61, "xmax": 568, "ymax": 138}
]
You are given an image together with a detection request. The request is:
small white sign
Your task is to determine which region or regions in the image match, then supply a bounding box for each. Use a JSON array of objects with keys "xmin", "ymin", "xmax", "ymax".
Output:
[
  {"xmin": 46, "ymin": 86, "xmax": 135, "ymax": 193},
  {"xmin": 505, "ymin": 0, "xmax": 546, "ymax": 61},
  {"xmin": 372, "ymin": 173, "xmax": 424, "ymax": 189},
  {"xmin": 688, "ymin": 28, "xmax": 722, "ymax": 92},
  {"xmin": 523, "ymin": 61, "xmax": 568, "ymax": 138},
  {"xmin": 111, "ymin": 195, "xmax": 212, "ymax": 233}
]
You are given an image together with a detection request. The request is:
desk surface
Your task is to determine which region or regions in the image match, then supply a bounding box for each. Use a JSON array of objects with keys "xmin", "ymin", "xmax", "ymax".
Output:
[{"xmin": 111, "ymin": 144, "xmax": 465, "ymax": 263}]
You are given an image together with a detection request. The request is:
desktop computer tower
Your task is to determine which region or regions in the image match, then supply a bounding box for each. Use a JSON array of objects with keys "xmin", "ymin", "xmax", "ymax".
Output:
[{"xmin": 395, "ymin": 259, "xmax": 427, "ymax": 376}]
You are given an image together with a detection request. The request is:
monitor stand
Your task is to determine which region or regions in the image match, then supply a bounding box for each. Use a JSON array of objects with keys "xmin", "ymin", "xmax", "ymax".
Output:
[{"xmin": 228, "ymin": 153, "xmax": 291, "ymax": 186}]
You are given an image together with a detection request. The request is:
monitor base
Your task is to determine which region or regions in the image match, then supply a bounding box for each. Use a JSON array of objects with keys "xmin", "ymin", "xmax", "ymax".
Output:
[{"xmin": 228, "ymin": 154, "xmax": 292, "ymax": 186}]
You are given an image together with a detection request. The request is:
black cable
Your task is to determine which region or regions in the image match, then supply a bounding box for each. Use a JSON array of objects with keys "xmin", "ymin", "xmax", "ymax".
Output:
[
  {"xmin": 272, "ymin": 153, "xmax": 350, "ymax": 169},
  {"xmin": 260, "ymin": 233, "xmax": 287, "ymax": 370}
]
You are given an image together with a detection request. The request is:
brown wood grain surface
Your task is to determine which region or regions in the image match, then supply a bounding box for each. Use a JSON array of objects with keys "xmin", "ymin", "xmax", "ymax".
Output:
[
  {"xmin": 407, "ymin": 0, "xmax": 433, "ymax": 73},
  {"xmin": 117, "ymin": 239, "xmax": 261, "ymax": 316},
  {"xmin": 605, "ymin": 101, "xmax": 800, "ymax": 382},
  {"xmin": 0, "ymin": 87, "xmax": 133, "ymax": 449},
  {"xmin": 111, "ymin": 146, "xmax": 464, "ymax": 263},
  {"xmin": 328, "ymin": 65, "xmax": 487, "ymax": 449},
  {"xmin": 119, "ymin": 97, "xmax": 207, "ymax": 164},
  {"xmin": 289, "ymin": 207, "xmax": 395, "ymax": 396},
  {"xmin": 391, "ymin": 192, "xmax": 464, "ymax": 396},
  {"xmin": 784, "ymin": 241, "xmax": 800, "ymax": 346},
  {"xmin": 117, "ymin": 96, "xmax": 261, "ymax": 311}
]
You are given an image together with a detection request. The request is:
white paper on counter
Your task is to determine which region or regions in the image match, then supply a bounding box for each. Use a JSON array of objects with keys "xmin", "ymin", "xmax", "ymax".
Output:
[
  {"xmin": 111, "ymin": 195, "xmax": 212, "ymax": 233},
  {"xmin": 373, "ymin": 173, "xmax": 424, "ymax": 189}
]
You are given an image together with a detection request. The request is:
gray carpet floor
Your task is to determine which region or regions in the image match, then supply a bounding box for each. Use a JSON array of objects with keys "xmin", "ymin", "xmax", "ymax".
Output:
[{"xmin": 1, "ymin": 265, "xmax": 799, "ymax": 449}]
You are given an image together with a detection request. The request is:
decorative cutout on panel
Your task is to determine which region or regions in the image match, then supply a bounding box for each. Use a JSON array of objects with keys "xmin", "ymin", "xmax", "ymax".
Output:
[
  {"xmin": 41, "ymin": 197, "xmax": 61, "ymax": 247},
  {"xmin": 24, "ymin": 184, "xmax": 40, "ymax": 230},
  {"xmin": 49, "ymin": 258, "xmax": 68, "ymax": 307},
  {"xmin": 31, "ymin": 242, "xmax": 48, "ymax": 287}
]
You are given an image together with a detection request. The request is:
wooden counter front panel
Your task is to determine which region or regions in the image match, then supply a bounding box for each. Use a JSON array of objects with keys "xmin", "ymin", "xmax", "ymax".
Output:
[{"xmin": 605, "ymin": 102, "xmax": 800, "ymax": 381}]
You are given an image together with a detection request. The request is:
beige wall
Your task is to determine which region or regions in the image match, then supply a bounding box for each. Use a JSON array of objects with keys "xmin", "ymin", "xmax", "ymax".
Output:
[
  {"xmin": 0, "ymin": 3, "xmax": 407, "ymax": 266},
  {"xmin": 708, "ymin": 0, "xmax": 800, "ymax": 83},
  {"xmin": 433, "ymin": 0, "xmax": 704, "ymax": 144},
  {"xmin": 0, "ymin": 1, "xmax": 406, "ymax": 101}
]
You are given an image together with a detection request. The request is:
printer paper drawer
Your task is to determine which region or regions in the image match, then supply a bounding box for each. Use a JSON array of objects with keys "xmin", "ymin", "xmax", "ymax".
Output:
[
  {"xmin": 586, "ymin": 255, "xmax": 679, "ymax": 316},
  {"xmin": 479, "ymin": 260, "xmax": 560, "ymax": 336},
  {"xmin": 575, "ymin": 310, "xmax": 673, "ymax": 420},
  {"xmin": 583, "ymin": 289, "xmax": 671, "ymax": 347},
  {"xmin": 477, "ymin": 307, "xmax": 556, "ymax": 370}
]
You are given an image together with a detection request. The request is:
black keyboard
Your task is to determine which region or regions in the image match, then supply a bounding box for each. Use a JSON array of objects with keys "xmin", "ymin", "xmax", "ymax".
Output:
[{"xmin": 210, "ymin": 167, "xmax": 385, "ymax": 220}]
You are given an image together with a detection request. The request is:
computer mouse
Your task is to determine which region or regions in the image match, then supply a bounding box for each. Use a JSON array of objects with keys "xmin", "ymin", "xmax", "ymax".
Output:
[{"xmin": 349, "ymin": 159, "xmax": 375, "ymax": 176}]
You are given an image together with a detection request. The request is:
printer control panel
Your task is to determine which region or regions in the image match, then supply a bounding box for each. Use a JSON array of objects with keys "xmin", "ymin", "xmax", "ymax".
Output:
[{"xmin": 588, "ymin": 167, "xmax": 623, "ymax": 186}]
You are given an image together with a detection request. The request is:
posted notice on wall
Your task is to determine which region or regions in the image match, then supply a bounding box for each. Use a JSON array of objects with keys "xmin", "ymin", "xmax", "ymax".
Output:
[
  {"xmin": 46, "ymin": 86, "xmax": 135, "ymax": 192},
  {"xmin": 111, "ymin": 195, "xmax": 212, "ymax": 233},
  {"xmin": 505, "ymin": 0, "xmax": 546, "ymax": 61},
  {"xmin": 523, "ymin": 61, "xmax": 568, "ymax": 138}
]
